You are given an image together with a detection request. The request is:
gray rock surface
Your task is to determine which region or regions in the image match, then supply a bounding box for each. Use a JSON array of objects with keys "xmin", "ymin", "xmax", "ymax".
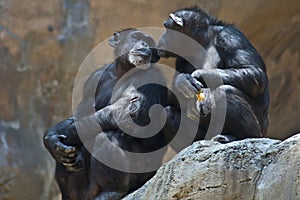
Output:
[{"xmin": 123, "ymin": 134, "xmax": 300, "ymax": 200}]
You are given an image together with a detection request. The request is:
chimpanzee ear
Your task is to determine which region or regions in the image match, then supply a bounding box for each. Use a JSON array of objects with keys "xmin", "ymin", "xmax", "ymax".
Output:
[
  {"xmin": 109, "ymin": 32, "xmax": 121, "ymax": 48},
  {"xmin": 150, "ymin": 48, "xmax": 160, "ymax": 63}
]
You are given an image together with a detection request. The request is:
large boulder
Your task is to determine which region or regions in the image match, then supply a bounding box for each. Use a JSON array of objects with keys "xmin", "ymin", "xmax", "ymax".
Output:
[{"xmin": 123, "ymin": 133, "xmax": 300, "ymax": 200}]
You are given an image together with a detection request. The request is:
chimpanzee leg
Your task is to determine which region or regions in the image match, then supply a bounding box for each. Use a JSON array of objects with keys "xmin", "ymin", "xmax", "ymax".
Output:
[
  {"xmin": 55, "ymin": 163, "xmax": 70, "ymax": 200},
  {"xmin": 85, "ymin": 177, "xmax": 102, "ymax": 200},
  {"xmin": 85, "ymin": 132, "xmax": 129, "ymax": 200},
  {"xmin": 164, "ymin": 106, "xmax": 207, "ymax": 152},
  {"xmin": 86, "ymin": 159, "xmax": 127, "ymax": 200},
  {"xmin": 55, "ymin": 148, "xmax": 90, "ymax": 200},
  {"xmin": 212, "ymin": 85, "xmax": 262, "ymax": 143}
]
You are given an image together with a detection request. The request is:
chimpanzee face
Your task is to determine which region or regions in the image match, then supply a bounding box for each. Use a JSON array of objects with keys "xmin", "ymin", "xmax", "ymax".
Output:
[
  {"xmin": 109, "ymin": 30, "xmax": 160, "ymax": 69},
  {"xmin": 158, "ymin": 10, "xmax": 210, "ymax": 57}
]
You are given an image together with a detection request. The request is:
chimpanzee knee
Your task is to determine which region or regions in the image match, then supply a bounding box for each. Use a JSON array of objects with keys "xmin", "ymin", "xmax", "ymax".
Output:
[{"xmin": 215, "ymin": 85, "xmax": 262, "ymax": 139}]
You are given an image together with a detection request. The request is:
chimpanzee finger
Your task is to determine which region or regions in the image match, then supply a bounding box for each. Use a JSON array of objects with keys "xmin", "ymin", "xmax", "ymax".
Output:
[
  {"xmin": 55, "ymin": 153, "xmax": 76, "ymax": 166},
  {"xmin": 174, "ymin": 74, "xmax": 197, "ymax": 98},
  {"xmin": 187, "ymin": 108, "xmax": 199, "ymax": 122},
  {"xmin": 65, "ymin": 157, "xmax": 84, "ymax": 172},
  {"xmin": 191, "ymin": 70, "xmax": 207, "ymax": 87},
  {"xmin": 178, "ymin": 84, "xmax": 195, "ymax": 98},
  {"xmin": 65, "ymin": 164, "xmax": 82, "ymax": 172},
  {"xmin": 190, "ymin": 78, "xmax": 203, "ymax": 92},
  {"xmin": 186, "ymin": 100, "xmax": 200, "ymax": 121},
  {"xmin": 62, "ymin": 162, "xmax": 76, "ymax": 167},
  {"xmin": 191, "ymin": 70, "xmax": 202, "ymax": 79},
  {"xmin": 60, "ymin": 156, "xmax": 77, "ymax": 164},
  {"xmin": 54, "ymin": 142, "xmax": 77, "ymax": 156},
  {"xmin": 183, "ymin": 73, "xmax": 203, "ymax": 91}
]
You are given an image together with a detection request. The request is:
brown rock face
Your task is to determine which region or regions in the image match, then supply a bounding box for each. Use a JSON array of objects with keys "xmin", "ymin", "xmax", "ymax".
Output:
[
  {"xmin": 123, "ymin": 134, "xmax": 300, "ymax": 200},
  {"xmin": 0, "ymin": 0, "xmax": 299, "ymax": 199},
  {"xmin": 0, "ymin": 0, "xmax": 93, "ymax": 199}
]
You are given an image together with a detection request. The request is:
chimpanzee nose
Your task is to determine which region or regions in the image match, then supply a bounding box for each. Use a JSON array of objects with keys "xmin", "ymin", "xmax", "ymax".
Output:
[
  {"xmin": 163, "ymin": 21, "xmax": 168, "ymax": 27},
  {"xmin": 163, "ymin": 20, "xmax": 172, "ymax": 28}
]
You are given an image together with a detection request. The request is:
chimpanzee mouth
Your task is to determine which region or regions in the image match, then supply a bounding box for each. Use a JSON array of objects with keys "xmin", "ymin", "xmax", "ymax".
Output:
[
  {"xmin": 157, "ymin": 49, "xmax": 177, "ymax": 58},
  {"xmin": 130, "ymin": 50, "xmax": 150, "ymax": 57},
  {"xmin": 128, "ymin": 50, "xmax": 151, "ymax": 69}
]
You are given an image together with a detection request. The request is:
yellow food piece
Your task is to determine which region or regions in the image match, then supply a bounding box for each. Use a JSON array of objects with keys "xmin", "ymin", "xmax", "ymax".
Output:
[{"xmin": 196, "ymin": 92, "xmax": 205, "ymax": 101}]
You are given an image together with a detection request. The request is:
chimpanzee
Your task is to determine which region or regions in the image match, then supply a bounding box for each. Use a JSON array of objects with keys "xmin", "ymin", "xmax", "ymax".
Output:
[
  {"xmin": 43, "ymin": 28, "xmax": 168, "ymax": 200},
  {"xmin": 158, "ymin": 6, "xmax": 269, "ymax": 144}
]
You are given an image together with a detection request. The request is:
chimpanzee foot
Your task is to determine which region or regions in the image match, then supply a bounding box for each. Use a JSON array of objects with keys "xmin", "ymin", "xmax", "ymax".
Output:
[{"xmin": 211, "ymin": 134, "xmax": 238, "ymax": 144}]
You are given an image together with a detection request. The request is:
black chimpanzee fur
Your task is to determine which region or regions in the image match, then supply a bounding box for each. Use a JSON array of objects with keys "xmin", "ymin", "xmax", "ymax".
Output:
[
  {"xmin": 159, "ymin": 6, "xmax": 269, "ymax": 145},
  {"xmin": 44, "ymin": 28, "xmax": 168, "ymax": 200}
]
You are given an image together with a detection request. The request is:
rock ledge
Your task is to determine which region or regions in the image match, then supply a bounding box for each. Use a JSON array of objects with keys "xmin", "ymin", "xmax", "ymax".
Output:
[{"xmin": 123, "ymin": 134, "xmax": 300, "ymax": 200}]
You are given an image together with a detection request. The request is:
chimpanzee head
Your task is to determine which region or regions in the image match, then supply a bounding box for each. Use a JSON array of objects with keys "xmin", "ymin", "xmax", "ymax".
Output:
[
  {"xmin": 158, "ymin": 7, "xmax": 221, "ymax": 57},
  {"xmin": 109, "ymin": 28, "xmax": 160, "ymax": 69}
]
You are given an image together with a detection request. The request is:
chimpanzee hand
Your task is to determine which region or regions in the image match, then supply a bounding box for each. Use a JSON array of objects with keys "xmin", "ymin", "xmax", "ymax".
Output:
[
  {"xmin": 173, "ymin": 73, "xmax": 203, "ymax": 99},
  {"xmin": 44, "ymin": 132, "xmax": 79, "ymax": 169},
  {"xmin": 196, "ymin": 88, "xmax": 215, "ymax": 117},
  {"xmin": 185, "ymin": 88, "xmax": 214, "ymax": 121},
  {"xmin": 173, "ymin": 73, "xmax": 206, "ymax": 121},
  {"xmin": 44, "ymin": 119, "xmax": 82, "ymax": 172}
]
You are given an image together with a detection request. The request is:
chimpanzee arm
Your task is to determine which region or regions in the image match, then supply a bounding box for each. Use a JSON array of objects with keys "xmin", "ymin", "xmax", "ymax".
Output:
[
  {"xmin": 191, "ymin": 66, "xmax": 267, "ymax": 98},
  {"xmin": 75, "ymin": 68, "xmax": 107, "ymax": 118},
  {"xmin": 94, "ymin": 105, "xmax": 118, "ymax": 130},
  {"xmin": 192, "ymin": 26, "xmax": 268, "ymax": 98},
  {"xmin": 60, "ymin": 65, "xmax": 117, "ymax": 140},
  {"xmin": 43, "ymin": 68, "xmax": 107, "ymax": 166},
  {"xmin": 68, "ymin": 105, "xmax": 118, "ymax": 141},
  {"xmin": 65, "ymin": 95, "xmax": 136, "ymax": 141}
]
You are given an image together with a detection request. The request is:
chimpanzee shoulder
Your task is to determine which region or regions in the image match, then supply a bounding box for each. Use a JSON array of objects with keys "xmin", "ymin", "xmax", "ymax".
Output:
[
  {"xmin": 213, "ymin": 25, "xmax": 266, "ymax": 70},
  {"xmin": 217, "ymin": 27, "xmax": 248, "ymax": 49}
]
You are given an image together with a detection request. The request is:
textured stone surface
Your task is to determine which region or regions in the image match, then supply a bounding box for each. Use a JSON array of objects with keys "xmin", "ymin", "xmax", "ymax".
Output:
[
  {"xmin": 0, "ymin": 0, "xmax": 299, "ymax": 199},
  {"xmin": 0, "ymin": 0, "xmax": 93, "ymax": 199},
  {"xmin": 123, "ymin": 134, "xmax": 300, "ymax": 200}
]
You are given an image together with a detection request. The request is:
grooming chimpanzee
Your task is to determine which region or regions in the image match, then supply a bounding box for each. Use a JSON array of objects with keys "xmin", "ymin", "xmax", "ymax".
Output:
[
  {"xmin": 159, "ymin": 7, "xmax": 269, "ymax": 144},
  {"xmin": 44, "ymin": 28, "xmax": 168, "ymax": 200}
]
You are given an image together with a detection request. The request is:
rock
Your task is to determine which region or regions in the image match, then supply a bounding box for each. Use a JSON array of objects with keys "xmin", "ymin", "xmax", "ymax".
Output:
[
  {"xmin": 0, "ymin": 0, "xmax": 93, "ymax": 199},
  {"xmin": 256, "ymin": 134, "xmax": 300, "ymax": 200},
  {"xmin": 123, "ymin": 134, "xmax": 300, "ymax": 200}
]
